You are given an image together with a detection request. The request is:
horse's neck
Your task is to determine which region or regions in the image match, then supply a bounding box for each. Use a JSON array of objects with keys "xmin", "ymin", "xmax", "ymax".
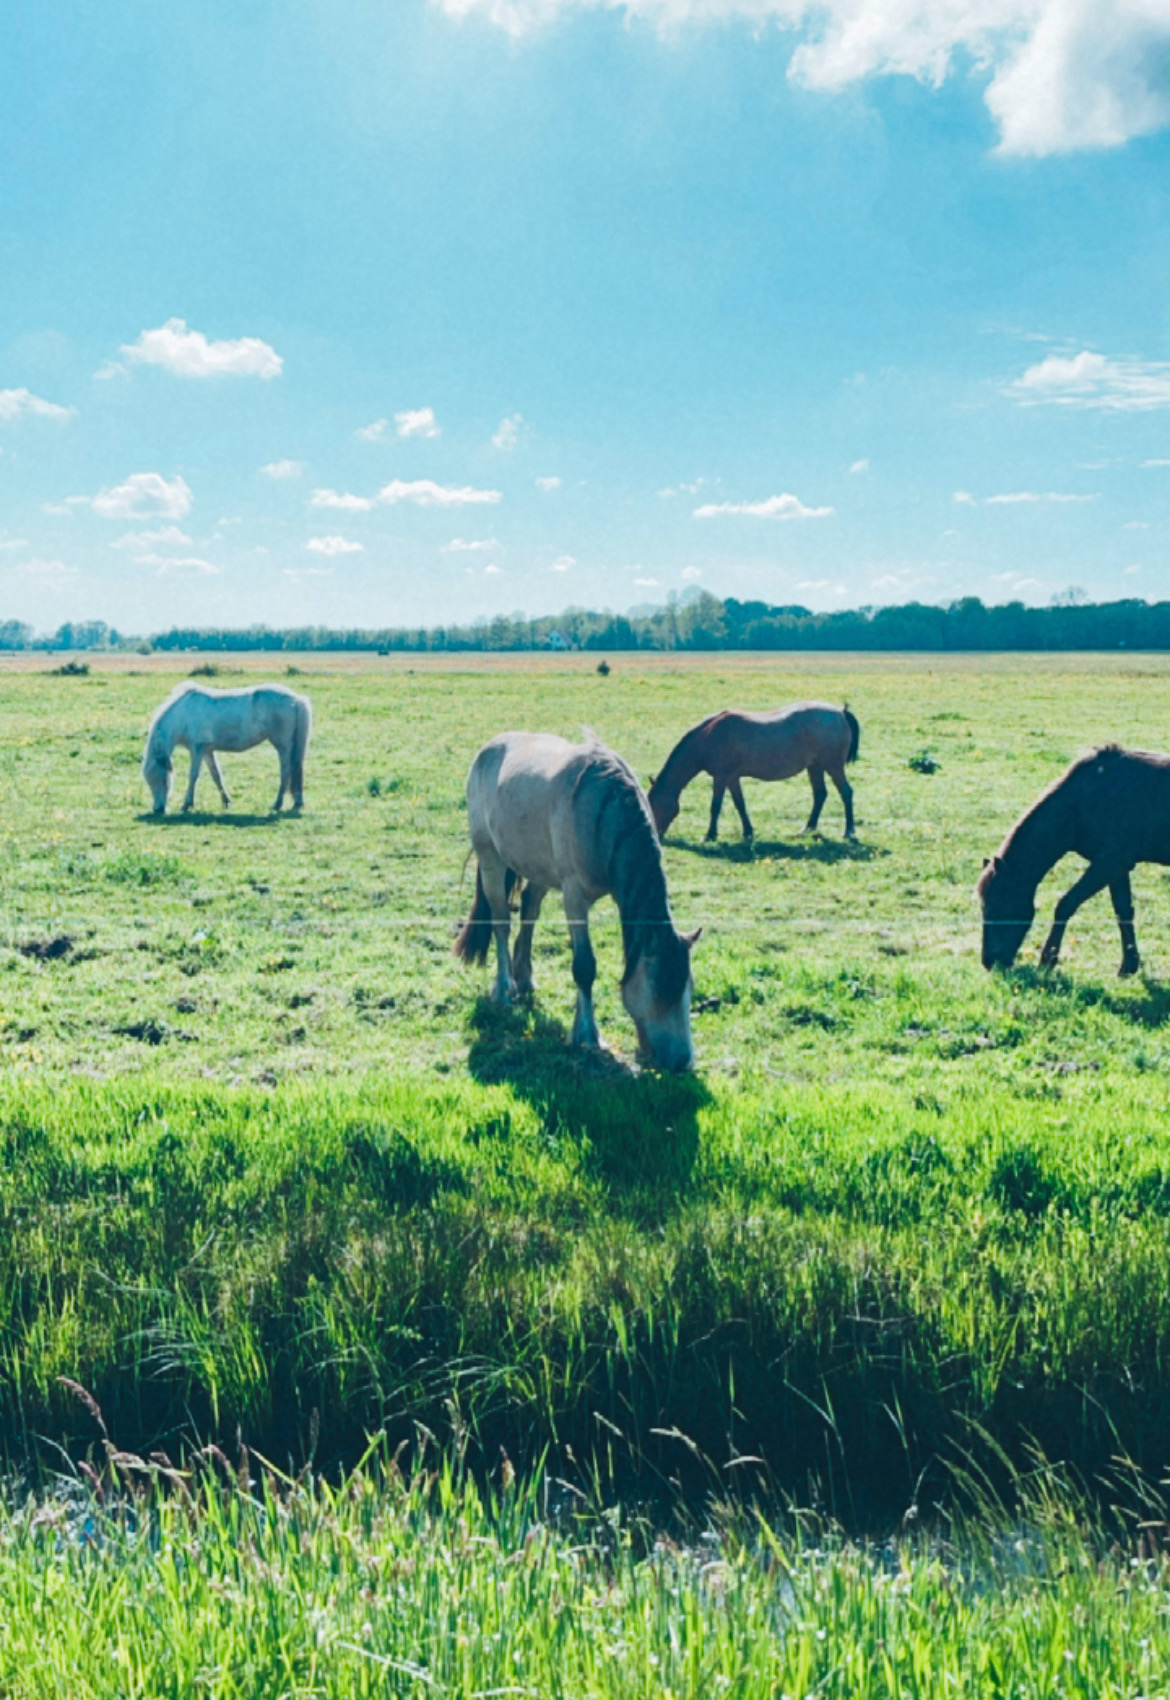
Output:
[
  {"xmin": 610, "ymin": 824, "xmax": 671, "ymax": 934},
  {"xmin": 1001, "ymin": 789, "xmax": 1068, "ymax": 891},
  {"xmin": 659, "ymin": 727, "xmax": 707, "ymax": 801}
]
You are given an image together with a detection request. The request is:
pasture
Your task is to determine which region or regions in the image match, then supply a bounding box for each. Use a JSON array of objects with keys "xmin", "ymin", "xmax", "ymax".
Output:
[{"xmin": 5, "ymin": 649, "xmax": 1170, "ymax": 1690}]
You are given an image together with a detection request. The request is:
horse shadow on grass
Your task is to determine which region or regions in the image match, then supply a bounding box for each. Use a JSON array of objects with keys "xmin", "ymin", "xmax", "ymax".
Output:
[
  {"xmin": 1007, "ymin": 963, "xmax": 1170, "ymax": 1027},
  {"xmin": 138, "ymin": 811, "xmax": 296, "ymax": 830},
  {"xmin": 669, "ymin": 833, "xmax": 884, "ymax": 866},
  {"xmin": 466, "ymin": 997, "xmax": 710, "ymax": 1205}
]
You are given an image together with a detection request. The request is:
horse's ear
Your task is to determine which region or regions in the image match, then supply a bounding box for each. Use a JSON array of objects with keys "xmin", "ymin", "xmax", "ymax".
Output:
[
  {"xmin": 982, "ymin": 856, "xmax": 991, "ymax": 869},
  {"xmin": 648, "ymin": 773, "xmax": 658, "ymax": 788},
  {"xmin": 682, "ymin": 926, "xmax": 702, "ymax": 950}
]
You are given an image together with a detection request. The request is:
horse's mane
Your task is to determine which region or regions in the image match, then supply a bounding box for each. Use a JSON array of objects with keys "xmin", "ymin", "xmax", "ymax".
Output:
[{"xmin": 576, "ymin": 747, "xmax": 689, "ymax": 1000}]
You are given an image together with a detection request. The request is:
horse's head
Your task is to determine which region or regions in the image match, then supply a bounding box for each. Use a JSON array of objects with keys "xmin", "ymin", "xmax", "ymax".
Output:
[
  {"xmin": 646, "ymin": 776, "xmax": 678, "ymax": 839},
  {"xmin": 142, "ymin": 733, "xmax": 172, "ymax": 814},
  {"xmin": 622, "ymin": 925, "xmax": 700, "ymax": 1072},
  {"xmin": 976, "ymin": 855, "xmax": 1034, "ymax": 969}
]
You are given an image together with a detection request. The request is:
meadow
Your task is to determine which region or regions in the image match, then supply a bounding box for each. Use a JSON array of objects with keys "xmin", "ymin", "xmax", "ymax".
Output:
[{"xmin": 5, "ymin": 649, "xmax": 1170, "ymax": 1692}]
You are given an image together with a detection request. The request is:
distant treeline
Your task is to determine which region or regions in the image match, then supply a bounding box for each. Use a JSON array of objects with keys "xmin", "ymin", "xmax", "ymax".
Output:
[{"xmin": 4, "ymin": 594, "xmax": 1170, "ymax": 654}]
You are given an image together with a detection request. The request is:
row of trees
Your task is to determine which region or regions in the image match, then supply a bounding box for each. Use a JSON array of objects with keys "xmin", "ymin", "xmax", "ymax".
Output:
[{"xmin": 3, "ymin": 595, "xmax": 1168, "ymax": 653}]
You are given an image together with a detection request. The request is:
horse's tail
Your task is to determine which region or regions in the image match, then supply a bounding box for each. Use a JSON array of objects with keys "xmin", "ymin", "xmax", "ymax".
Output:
[
  {"xmin": 454, "ymin": 866, "xmax": 518, "ymax": 964},
  {"xmin": 291, "ymin": 696, "xmax": 312, "ymax": 796},
  {"xmin": 843, "ymin": 705, "xmax": 861, "ymax": 764}
]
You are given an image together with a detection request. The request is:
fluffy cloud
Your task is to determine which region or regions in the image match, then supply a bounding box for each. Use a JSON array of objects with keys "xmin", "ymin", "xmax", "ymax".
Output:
[
  {"xmin": 378, "ymin": 479, "xmax": 501, "ymax": 507},
  {"xmin": 111, "ymin": 526, "xmax": 193, "ymax": 552},
  {"xmin": 151, "ymin": 556, "xmax": 220, "ymax": 576},
  {"xmin": 431, "ymin": 0, "xmax": 1170, "ymax": 157},
  {"xmin": 0, "ymin": 387, "xmax": 74, "ymax": 422},
  {"xmin": 693, "ymin": 492, "xmax": 833, "ymax": 520},
  {"xmin": 120, "ymin": 318, "xmax": 282, "ymax": 379},
  {"xmin": 262, "ymin": 459, "xmax": 306, "ymax": 480},
  {"xmin": 306, "ymin": 535, "xmax": 364, "ymax": 555},
  {"xmin": 536, "ymin": 475, "xmax": 562, "ymax": 491},
  {"xmin": 492, "ymin": 414, "xmax": 523, "ymax": 451},
  {"xmin": 396, "ymin": 407, "xmax": 441, "ymax": 439},
  {"xmin": 17, "ymin": 557, "xmax": 80, "ymax": 584},
  {"xmin": 310, "ymin": 488, "xmax": 376, "ymax": 511},
  {"xmin": 551, "ymin": 554, "xmax": 576, "ymax": 572},
  {"xmin": 849, "ymin": 458, "xmax": 869, "ymax": 474},
  {"xmin": 443, "ymin": 537, "xmax": 498, "ymax": 551},
  {"xmin": 1010, "ymin": 350, "xmax": 1170, "ymax": 411},
  {"xmin": 985, "ymin": 489, "xmax": 1098, "ymax": 503},
  {"xmin": 91, "ymin": 473, "xmax": 193, "ymax": 520},
  {"xmin": 681, "ymin": 565, "xmax": 702, "ymax": 581}
]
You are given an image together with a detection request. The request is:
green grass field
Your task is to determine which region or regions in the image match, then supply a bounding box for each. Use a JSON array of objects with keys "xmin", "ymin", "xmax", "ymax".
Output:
[{"xmin": 5, "ymin": 650, "xmax": 1170, "ymax": 1692}]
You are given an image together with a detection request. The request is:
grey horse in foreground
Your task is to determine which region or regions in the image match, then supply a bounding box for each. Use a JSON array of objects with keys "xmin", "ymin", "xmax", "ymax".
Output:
[
  {"xmin": 142, "ymin": 682, "xmax": 312, "ymax": 814},
  {"xmin": 455, "ymin": 732, "xmax": 700, "ymax": 1071}
]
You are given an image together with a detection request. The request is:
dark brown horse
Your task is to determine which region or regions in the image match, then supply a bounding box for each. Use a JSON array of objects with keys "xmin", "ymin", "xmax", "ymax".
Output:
[
  {"xmin": 648, "ymin": 702, "xmax": 860, "ymax": 843},
  {"xmin": 977, "ymin": 745, "xmax": 1170, "ymax": 976}
]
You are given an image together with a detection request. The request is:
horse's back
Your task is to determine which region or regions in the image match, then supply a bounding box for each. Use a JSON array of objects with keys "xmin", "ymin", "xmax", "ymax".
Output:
[
  {"xmin": 1062, "ymin": 746, "xmax": 1170, "ymax": 862},
  {"xmin": 467, "ymin": 732, "xmax": 622, "ymax": 892},
  {"xmin": 715, "ymin": 701, "xmax": 852, "ymax": 777}
]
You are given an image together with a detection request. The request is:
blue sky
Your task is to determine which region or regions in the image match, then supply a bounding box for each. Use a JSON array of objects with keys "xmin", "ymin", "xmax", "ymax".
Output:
[{"xmin": 5, "ymin": 0, "xmax": 1170, "ymax": 634}]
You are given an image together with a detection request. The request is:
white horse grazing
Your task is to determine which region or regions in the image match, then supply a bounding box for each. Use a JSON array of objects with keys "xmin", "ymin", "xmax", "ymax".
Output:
[
  {"xmin": 142, "ymin": 682, "xmax": 312, "ymax": 815},
  {"xmin": 454, "ymin": 732, "xmax": 699, "ymax": 1072}
]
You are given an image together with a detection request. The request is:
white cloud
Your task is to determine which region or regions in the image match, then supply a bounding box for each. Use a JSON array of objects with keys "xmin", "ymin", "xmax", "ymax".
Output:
[
  {"xmin": 431, "ymin": 1, "xmax": 1170, "ymax": 158},
  {"xmin": 111, "ymin": 526, "xmax": 193, "ymax": 553},
  {"xmin": 484, "ymin": 563, "xmax": 502, "ymax": 574},
  {"xmin": 378, "ymin": 479, "xmax": 501, "ymax": 508},
  {"xmin": 1010, "ymin": 350, "xmax": 1170, "ymax": 411},
  {"xmin": 1143, "ymin": 458, "xmax": 1170, "ymax": 466},
  {"xmin": 120, "ymin": 318, "xmax": 282, "ymax": 379},
  {"xmin": 1124, "ymin": 520, "xmax": 1150, "ymax": 529},
  {"xmin": 91, "ymin": 472, "xmax": 193, "ymax": 520},
  {"xmin": 443, "ymin": 537, "xmax": 498, "ymax": 552},
  {"xmin": 356, "ymin": 419, "xmax": 389, "ymax": 443},
  {"xmin": 985, "ymin": 490, "xmax": 1098, "ymax": 503},
  {"xmin": 681, "ymin": 565, "xmax": 702, "ymax": 581},
  {"xmin": 151, "ymin": 556, "xmax": 220, "ymax": 576},
  {"xmin": 0, "ymin": 538, "xmax": 28, "ymax": 552},
  {"xmin": 536, "ymin": 475, "xmax": 562, "ymax": 491},
  {"xmin": 310, "ymin": 488, "xmax": 376, "ymax": 511},
  {"xmin": 262, "ymin": 459, "xmax": 305, "ymax": 480},
  {"xmin": 306, "ymin": 535, "xmax": 364, "ymax": 556},
  {"xmin": 849, "ymin": 458, "xmax": 869, "ymax": 474},
  {"xmin": 634, "ymin": 576, "xmax": 661, "ymax": 587},
  {"xmin": 1124, "ymin": 563, "xmax": 1143, "ymax": 574},
  {"xmin": 492, "ymin": 413, "xmax": 523, "ymax": 451},
  {"xmin": 551, "ymin": 554, "xmax": 576, "ymax": 572},
  {"xmin": 93, "ymin": 360, "xmax": 128, "ymax": 382},
  {"xmin": 694, "ymin": 492, "xmax": 833, "ymax": 520},
  {"xmin": 795, "ymin": 579, "xmax": 831, "ymax": 590},
  {"xmin": 18, "ymin": 557, "xmax": 79, "ymax": 584},
  {"xmin": 0, "ymin": 387, "xmax": 74, "ymax": 422},
  {"xmin": 396, "ymin": 407, "xmax": 441, "ymax": 439},
  {"xmin": 953, "ymin": 490, "xmax": 977, "ymax": 505}
]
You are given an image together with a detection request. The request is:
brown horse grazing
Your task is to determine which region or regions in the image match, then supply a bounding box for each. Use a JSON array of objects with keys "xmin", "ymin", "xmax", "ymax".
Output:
[
  {"xmin": 977, "ymin": 745, "xmax": 1170, "ymax": 977},
  {"xmin": 648, "ymin": 702, "xmax": 860, "ymax": 843}
]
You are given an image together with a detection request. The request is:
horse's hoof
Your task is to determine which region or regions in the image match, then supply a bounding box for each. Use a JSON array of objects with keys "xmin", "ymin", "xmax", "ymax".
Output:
[{"xmin": 1119, "ymin": 959, "xmax": 1141, "ymax": 978}]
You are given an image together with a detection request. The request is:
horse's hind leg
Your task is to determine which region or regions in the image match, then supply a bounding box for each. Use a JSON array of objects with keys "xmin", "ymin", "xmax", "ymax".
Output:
[
  {"xmin": 827, "ymin": 762, "xmax": 855, "ymax": 838},
  {"xmin": 563, "ymin": 883, "xmax": 601, "ymax": 1048},
  {"xmin": 479, "ymin": 855, "xmax": 517, "ymax": 1002},
  {"xmin": 728, "ymin": 777, "xmax": 753, "ymax": 840},
  {"xmin": 1039, "ymin": 862, "xmax": 1113, "ymax": 969},
  {"xmin": 1109, "ymin": 870, "xmax": 1141, "ymax": 976},
  {"xmin": 205, "ymin": 751, "xmax": 231, "ymax": 810},
  {"xmin": 805, "ymin": 764, "xmax": 828, "ymax": 832},
  {"xmin": 511, "ymin": 883, "xmax": 546, "ymax": 997}
]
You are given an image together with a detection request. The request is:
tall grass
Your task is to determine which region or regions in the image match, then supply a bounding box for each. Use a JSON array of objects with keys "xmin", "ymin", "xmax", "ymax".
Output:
[
  {"xmin": 5, "ymin": 1070, "xmax": 1170, "ymax": 1516},
  {"xmin": 1, "ymin": 1443, "xmax": 1168, "ymax": 1698}
]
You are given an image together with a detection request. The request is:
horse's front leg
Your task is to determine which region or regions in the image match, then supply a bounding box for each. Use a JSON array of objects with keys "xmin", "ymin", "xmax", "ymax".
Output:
[
  {"xmin": 729, "ymin": 777, "xmax": 753, "ymax": 841},
  {"xmin": 705, "ymin": 782, "xmax": 726, "ymax": 842},
  {"xmin": 182, "ymin": 746, "xmax": 206, "ymax": 812},
  {"xmin": 511, "ymin": 883, "xmax": 546, "ymax": 997},
  {"xmin": 205, "ymin": 751, "xmax": 231, "ymax": 810},
  {"xmin": 563, "ymin": 884, "xmax": 601, "ymax": 1048},
  {"xmin": 1109, "ymin": 869, "xmax": 1141, "ymax": 977},
  {"xmin": 1039, "ymin": 862, "xmax": 1113, "ymax": 968}
]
